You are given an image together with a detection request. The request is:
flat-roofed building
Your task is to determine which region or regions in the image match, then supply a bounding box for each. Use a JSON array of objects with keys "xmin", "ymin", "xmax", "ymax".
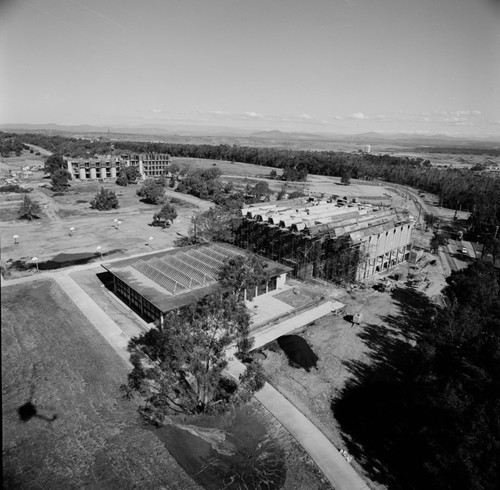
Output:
[
  {"xmin": 102, "ymin": 243, "xmax": 291, "ymax": 325},
  {"xmin": 237, "ymin": 199, "xmax": 413, "ymax": 282},
  {"xmin": 67, "ymin": 153, "xmax": 171, "ymax": 181}
]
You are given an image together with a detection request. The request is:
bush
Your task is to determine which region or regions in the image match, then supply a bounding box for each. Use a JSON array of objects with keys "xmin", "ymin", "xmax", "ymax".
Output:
[
  {"xmin": 18, "ymin": 195, "xmax": 42, "ymax": 220},
  {"xmin": 151, "ymin": 202, "xmax": 177, "ymax": 228},
  {"xmin": 0, "ymin": 184, "xmax": 31, "ymax": 193},
  {"xmin": 136, "ymin": 179, "xmax": 165, "ymax": 204},
  {"xmin": 90, "ymin": 187, "xmax": 119, "ymax": 210}
]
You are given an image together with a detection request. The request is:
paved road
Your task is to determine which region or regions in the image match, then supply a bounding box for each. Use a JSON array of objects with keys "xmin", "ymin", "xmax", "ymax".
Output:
[
  {"xmin": 163, "ymin": 188, "xmax": 212, "ymax": 211},
  {"xmin": 440, "ymin": 238, "xmax": 476, "ymax": 275}
]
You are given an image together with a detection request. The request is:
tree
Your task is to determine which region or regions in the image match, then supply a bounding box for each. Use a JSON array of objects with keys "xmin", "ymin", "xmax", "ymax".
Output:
[
  {"xmin": 151, "ymin": 202, "xmax": 177, "ymax": 228},
  {"xmin": 340, "ymin": 169, "xmax": 351, "ymax": 185},
  {"xmin": 44, "ymin": 155, "xmax": 66, "ymax": 176},
  {"xmin": 252, "ymin": 181, "xmax": 271, "ymax": 201},
  {"xmin": 121, "ymin": 291, "xmax": 264, "ymax": 419},
  {"xmin": 51, "ymin": 168, "xmax": 71, "ymax": 191},
  {"xmin": 176, "ymin": 168, "xmax": 223, "ymax": 201},
  {"xmin": 218, "ymin": 253, "xmax": 269, "ymax": 300},
  {"xmin": 429, "ymin": 232, "xmax": 448, "ymax": 253},
  {"xmin": 188, "ymin": 207, "xmax": 242, "ymax": 244},
  {"xmin": 483, "ymin": 235, "xmax": 500, "ymax": 264},
  {"xmin": 116, "ymin": 166, "xmax": 141, "ymax": 186},
  {"xmin": 115, "ymin": 171, "xmax": 129, "ymax": 187},
  {"xmin": 269, "ymin": 169, "xmax": 277, "ymax": 179},
  {"xmin": 90, "ymin": 187, "xmax": 119, "ymax": 210},
  {"xmin": 136, "ymin": 179, "xmax": 165, "ymax": 204},
  {"xmin": 18, "ymin": 195, "xmax": 42, "ymax": 220},
  {"xmin": 424, "ymin": 212, "xmax": 439, "ymax": 228}
]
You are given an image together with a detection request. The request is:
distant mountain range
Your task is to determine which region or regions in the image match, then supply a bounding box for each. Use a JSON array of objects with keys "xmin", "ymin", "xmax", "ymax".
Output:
[{"xmin": 1, "ymin": 123, "xmax": 499, "ymax": 148}]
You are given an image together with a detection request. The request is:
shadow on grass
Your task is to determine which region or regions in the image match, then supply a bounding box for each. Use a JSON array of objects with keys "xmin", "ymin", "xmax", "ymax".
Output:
[{"xmin": 332, "ymin": 287, "xmax": 437, "ymax": 490}]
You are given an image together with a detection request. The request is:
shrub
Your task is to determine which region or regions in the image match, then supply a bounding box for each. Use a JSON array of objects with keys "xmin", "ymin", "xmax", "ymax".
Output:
[
  {"xmin": 136, "ymin": 179, "xmax": 165, "ymax": 204},
  {"xmin": 18, "ymin": 195, "xmax": 42, "ymax": 220},
  {"xmin": 151, "ymin": 202, "xmax": 177, "ymax": 228},
  {"xmin": 90, "ymin": 187, "xmax": 119, "ymax": 210}
]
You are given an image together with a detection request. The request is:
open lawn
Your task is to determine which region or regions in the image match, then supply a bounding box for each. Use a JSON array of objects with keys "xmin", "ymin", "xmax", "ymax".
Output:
[
  {"xmin": 1, "ymin": 279, "xmax": 200, "ymax": 489},
  {"xmin": 0, "ymin": 181, "xmax": 202, "ymax": 273},
  {"xmin": 171, "ymin": 157, "xmax": 283, "ymax": 178}
]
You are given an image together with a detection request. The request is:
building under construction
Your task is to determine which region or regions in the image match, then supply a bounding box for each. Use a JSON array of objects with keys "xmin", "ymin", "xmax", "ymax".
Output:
[{"xmin": 237, "ymin": 199, "xmax": 413, "ymax": 283}]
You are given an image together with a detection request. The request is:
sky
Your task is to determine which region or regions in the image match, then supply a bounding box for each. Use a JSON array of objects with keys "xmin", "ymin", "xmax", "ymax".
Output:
[{"xmin": 1, "ymin": 0, "xmax": 500, "ymax": 136}]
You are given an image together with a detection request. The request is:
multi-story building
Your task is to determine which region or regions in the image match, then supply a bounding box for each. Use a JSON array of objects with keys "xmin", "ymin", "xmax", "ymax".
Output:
[
  {"xmin": 237, "ymin": 199, "xmax": 414, "ymax": 282},
  {"xmin": 66, "ymin": 153, "xmax": 171, "ymax": 181}
]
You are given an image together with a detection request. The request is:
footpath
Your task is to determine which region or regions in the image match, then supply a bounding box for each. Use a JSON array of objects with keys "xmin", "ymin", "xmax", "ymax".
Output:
[{"xmin": 54, "ymin": 274, "xmax": 132, "ymax": 367}]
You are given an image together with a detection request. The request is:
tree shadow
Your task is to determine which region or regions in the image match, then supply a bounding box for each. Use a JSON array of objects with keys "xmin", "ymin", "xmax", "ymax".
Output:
[
  {"xmin": 332, "ymin": 287, "xmax": 437, "ymax": 489},
  {"xmin": 17, "ymin": 364, "xmax": 58, "ymax": 424},
  {"xmin": 18, "ymin": 401, "xmax": 57, "ymax": 423}
]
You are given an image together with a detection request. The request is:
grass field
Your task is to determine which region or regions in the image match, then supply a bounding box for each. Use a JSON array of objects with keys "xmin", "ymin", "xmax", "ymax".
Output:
[
  {"xmin": 1, "ymin": 279, "xmax": 200, "ymax": 489},
  {"xmin": 171, "ymin": 156, "xmax": 283, "ymax": 178}
]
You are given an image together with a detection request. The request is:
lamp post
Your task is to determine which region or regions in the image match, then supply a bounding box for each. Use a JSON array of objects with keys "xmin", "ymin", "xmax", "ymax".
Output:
[
  {"xmin": 31, "ymin": 256, "xmax": 39, "ymax": 272},
  {"xmin": 96, "ymin": 246, "xmax": 102, "ymax": 260}
]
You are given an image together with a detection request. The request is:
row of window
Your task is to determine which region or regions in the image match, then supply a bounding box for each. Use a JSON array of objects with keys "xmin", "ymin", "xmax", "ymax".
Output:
[{"xmin": 115, "ymin": 277, "xmax": 160, "ymax": 322}]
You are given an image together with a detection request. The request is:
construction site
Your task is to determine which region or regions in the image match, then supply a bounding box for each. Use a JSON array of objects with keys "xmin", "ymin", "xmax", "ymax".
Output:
[{"xmin": 237, "ymin": 199, "xmax": 414, "ymax": 283}]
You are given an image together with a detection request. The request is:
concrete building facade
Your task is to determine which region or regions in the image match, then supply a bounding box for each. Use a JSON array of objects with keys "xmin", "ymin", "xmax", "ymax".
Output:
[{"xmin": 67, "ymin": 153, "xmax": 171, "ymax": 181}]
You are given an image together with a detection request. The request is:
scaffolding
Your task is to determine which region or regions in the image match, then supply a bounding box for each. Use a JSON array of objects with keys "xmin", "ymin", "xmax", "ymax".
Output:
[{"xmin": 236, "ymin": 220, "xmax": 362, "ymax": 283}]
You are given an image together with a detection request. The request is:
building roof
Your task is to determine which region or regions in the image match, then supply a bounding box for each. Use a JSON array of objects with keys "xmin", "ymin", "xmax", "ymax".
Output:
[
  {"xmin": 243, "ymin": 199, "xmax": 411, "ymax": 241},
  {"xmin": 102, "ymin": 243, "xmax": 291, "ymax": 313}
]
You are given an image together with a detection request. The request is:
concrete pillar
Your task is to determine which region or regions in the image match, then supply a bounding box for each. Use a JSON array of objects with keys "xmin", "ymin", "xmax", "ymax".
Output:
[
  {"xmin": 110, "ymin": 166, "xmax": 117, "ymax": 179},
  {"xmin": 139, "ymin": 160, "xmax": 145, "ymax": 180},
  {"xmin": 100, "ymin": 167, "xmax": 106, "ymax": 179},
  {"xmin": 89, "ymin": 167, "xmax": 97, "ymax": 180},
  {"xmin": 79, "ymin": 168, "xmax": 86, "ymax": 180}
]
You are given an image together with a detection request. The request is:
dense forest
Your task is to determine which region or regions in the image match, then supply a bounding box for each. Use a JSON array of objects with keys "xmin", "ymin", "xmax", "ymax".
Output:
[
  {"xmin": 2, "ymin": 131, "xmax": 499, "ymax": 238},
  {"xmin": 334, "ymin": 262, "xmax": 500, "ymax": 489}
]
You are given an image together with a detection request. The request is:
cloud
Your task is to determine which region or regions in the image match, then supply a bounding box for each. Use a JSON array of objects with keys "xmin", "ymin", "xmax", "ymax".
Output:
[
  {"xmin": 349, "ymin": 112, "xmax": 368, "ymax": 120},
  {"xmin": 244, "ymin": 111, "xmax": 264, "ymax": 118},
  {"xmin": 298, "ymin": 113, "xmax": 312, "ymax": 120},
  {"xmin": 448, "ymin": 110, "xmax": 481, "ymax": 117}
]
